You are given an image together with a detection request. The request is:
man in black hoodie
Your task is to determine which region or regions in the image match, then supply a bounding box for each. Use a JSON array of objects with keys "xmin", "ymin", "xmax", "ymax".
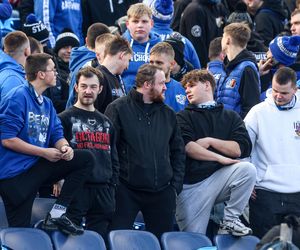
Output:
[{"xmin": 216, "ymin": 22, "xmax": 260, "ymax": 118}]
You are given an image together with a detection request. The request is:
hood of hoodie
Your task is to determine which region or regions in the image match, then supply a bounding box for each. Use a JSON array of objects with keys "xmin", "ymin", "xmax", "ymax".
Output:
[
  {"xmin": 69, "ymin": 46, "xmax": 95, "ymax": 72},
  {"xmin": 224, "ymin": 49, "xmax": 258, "ymax": 72},
  {"xmin": 0, "ymin": 50, "xmax": 25, "ymax": 76},
  {"xmin": 257, "ymin": 0, "xmax": 287, "ymax": 21},
  {"xmin": 123, "ymin": 30, "xmax": 161, "ymax": 49},
  {"xmin": 152, "ymin": 21, "xmax": 173, "ymax": 39}
]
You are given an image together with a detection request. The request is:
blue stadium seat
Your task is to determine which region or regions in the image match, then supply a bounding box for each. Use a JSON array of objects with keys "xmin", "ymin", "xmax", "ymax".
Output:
[
  {"xmin": 0, "ymin": 228, "xmax": 53, "ymax": 250},
  {"xmin": 51, "ymin": 230, "xmax": 106, "ymax": 250},
  {"xmin": 161, "ymin": 231, "xmax": 213, "ymax": 250},
  {"xmin": 109, "ymin": 230, "xmax": 161, "ymax": 250},
  {"xmin": 214, "ymin": 234, "xmax": 260, "ymax": 250},
  {"xmin": 31, "ymin": 197, "xmax": 56, "ymax": 226}
]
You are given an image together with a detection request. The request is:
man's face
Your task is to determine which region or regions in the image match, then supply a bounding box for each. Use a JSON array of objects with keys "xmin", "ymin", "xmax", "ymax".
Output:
[
  {"xmin": 58, "ymin": 45, "xmax": 72, "ymax": 63},
  {"xmin": 149, "ymin": 70, "xmax": 167, "ymax": 102},
  {"xmin": 126, "ymin": 14, "xmax": 153, "ymax": 43},
  {"xmin": 185, "ymin": 81, "xmax": 207, "ymax": 104},
  {"xmin": 291, "ymin": 13, "xmax": 300, "ymax": 36},
  {"xmin": 244, "ymin": 0, "xmax": 262, "ymax": 12},
  {"xmin": 117, "ymin": 52, "xmax": 132, "ymax": 75},
  {"xmin": 95, "ymin": 44, "xmax": 106, "ymax": 64},
  {"xmin": 149, "ymin": 53, "xmax": 172, "ymax": 79},
  {"xmin": 272, "ymin": 80, "xmax": 297, "ymax": 106},
  {"xmin": 221, "ymin": 33, "xmax": 229, "ymax": 55},
  {"xmin": 75, "ymin": 75, "xmax": 102, "ymax": 107},
  {"xmin": 44, "ymin": 59, "xmax": 57, "ymax": 87}
]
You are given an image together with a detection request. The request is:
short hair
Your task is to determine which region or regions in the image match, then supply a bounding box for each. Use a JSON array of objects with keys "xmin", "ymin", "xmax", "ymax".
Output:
[
  {"xmin": 76, "ymin": 66, "xmax": 104, "ymax": 86},
  {"xmin": 273, "ymin": 67, "xmax": 297, "ymax": 87},
  {"xmin": 150, "ymin": 42, "xmax": 175, "ymax": 59},
  {"xmin": 127, "ymin": 3, "xmax": 152, "ymax": 19},
  {"xmin": 223, "ymin": 23, "xmax": 251, "ymax": 48},
  {"xmin": 86, "ymin": 23, "xmax": 110, "ymax": 49},
  {"xmin": 95, "ymin": 33, "xmax": 115, "ymax": 47},
  {"xmin": 291, "ymin": 8, "xmax": 300, "ymax": 17},
  {"xmin": 104, "ymin": 35, "xmax": 133, "ymax": 57},
  {"xmin": 208, "ymin": 37, "xmax": 222, "ymax": 60},
  {"xmin": 25, "ymin": 53, "xmax": 53, "ymax": 81},
  {"xmin": 28, "ymin": 36, "xmax": 43, "ymax": 54},
  {"xmin": 181, "ymin": 69, "xmax": 216, "ymax": 92},
  {"xmin": 4, "ymin": 31, "xmax": 29, "ymax": 56},
  {"xmin": 135, "ymin": 64, "xmax": 162, "ymax": 88}
]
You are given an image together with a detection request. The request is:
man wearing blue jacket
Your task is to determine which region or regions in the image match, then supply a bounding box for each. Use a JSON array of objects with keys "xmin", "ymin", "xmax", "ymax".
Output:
[
  {"xmin": 0, "ymin": 53, "xmax": 93, "ymax": 235},
  {"xmin": 0, "ymin": 31, "xmax": 30, "ymax": 103},
  {"xmin": 122, "ymin": 3, "xmax": 161, "ymax": 93}
]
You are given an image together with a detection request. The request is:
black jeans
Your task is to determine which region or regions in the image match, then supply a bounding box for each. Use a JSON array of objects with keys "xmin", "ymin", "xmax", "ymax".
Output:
[
  {"xmin": 67, "ymin": 183, "xmax": 115, "ymax": 240},
  {"xmin": 110, "ymin": 182, "xmax": 176, "ymax": 239},
  {"xmin": 249, "ymin": 189, "xmax": 300, "ymax": 238},
  {"xmin": 0, "ymin": 149, "xmax": 94, "ymax": 227}
]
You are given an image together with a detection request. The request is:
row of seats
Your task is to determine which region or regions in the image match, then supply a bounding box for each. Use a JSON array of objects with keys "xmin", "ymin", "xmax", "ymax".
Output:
[{"xmin": 0, "ymin": 228, "xmax": 260, "ymax": 250}]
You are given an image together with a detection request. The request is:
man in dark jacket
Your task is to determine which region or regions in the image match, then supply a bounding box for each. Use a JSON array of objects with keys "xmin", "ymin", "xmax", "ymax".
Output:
[
  {"xmin": 105, "ymin": 63, "xmax": 185, "ymax": 239},
  {"xmin": 216, "ymin": 22, "xmax": 260, "ymax": 118},
  {"xmin": 176, "ymin": 69, "xmax": 256, "ymax": 236},
  {"xmin": 179, "ymin": 0, "xmax": 228, "ymax": 67}
]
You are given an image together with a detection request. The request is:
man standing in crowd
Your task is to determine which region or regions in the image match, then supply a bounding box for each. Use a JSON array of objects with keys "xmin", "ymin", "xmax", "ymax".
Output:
[
  {"xmin": 0, "ymin": 53, "xmax": 93, "ymax": 235},
  {"xmin": 105, "ymin": 64, "xmax": 185, "ymax": 238},
  {"xmin": 176, "ymin": 69, "xmax": 256, "ymax": 236},
  {"xmin": 244, "ymin": 67, "xmax": 300, "ymax": 238},
  {"xmin": 0, "ymin": 31, "xmax": 30, "ymax": 102},
  {"xmin": 59, "ymin": 66, "xmax": 119, "ymax": 240}
]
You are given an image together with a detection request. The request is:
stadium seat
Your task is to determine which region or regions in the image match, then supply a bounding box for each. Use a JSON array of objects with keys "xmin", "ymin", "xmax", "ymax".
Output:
[
  {"xmin": 214, "ymin": 234, "xmax": 260, "ymax": 250},
  {"xmin": 31, "ymin": 197, "xmax": 56, "ymax": 226},
  {"xmin": 0, "ymin": 227, "xmax": 53, "ymax": 250},
  {"xmin": 161, "ymin": 231, "xmax": 213, "ymax": 250},
  {"xmin": 51, "ymin": 230, "xmax": 106, "ymax": 250},
  {"xmin": 109, "ymin": 230, "xmax": 161, "ymax": 250}
]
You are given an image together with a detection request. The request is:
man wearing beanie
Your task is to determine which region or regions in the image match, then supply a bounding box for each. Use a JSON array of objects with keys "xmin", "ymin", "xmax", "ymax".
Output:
[
  {"xmin": 179, "ymin": 0, "xmax": 228, "ymax": 67},
  {"xmin": 147, "ymin": 0, "xmax": 201, "ymax": 69},
  {"xmin": 259, "ymin": 35, "xmax": 300, "ymax": 99},
  {"xmin": 44, "ymin": 29, "xmax": 80, "ymax": 113},
  {"xmin": 164, "ymin": 34, "xmax": 194, "ymax": 82}
]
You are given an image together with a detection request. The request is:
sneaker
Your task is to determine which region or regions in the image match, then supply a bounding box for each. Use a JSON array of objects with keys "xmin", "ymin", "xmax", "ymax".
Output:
[
  {"xmin": 218, "ymin": 219, "xmax": 252, "ymax": 236},
  {"xmin": 45, "ymin": 213, "xmax": 84, "ymax": 235},
  {"xmin": 40, "ymin": 213, "xmax": 59, "ymax": 231}
]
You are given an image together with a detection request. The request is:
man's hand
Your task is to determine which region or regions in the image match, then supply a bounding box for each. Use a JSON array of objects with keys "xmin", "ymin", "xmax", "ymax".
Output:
[
  {"xmin": 258, "ymin": 58, "xmax": 273, "ymax": 76},
  {"xmin": 60, "ymin": 145, "xmax": 74, "ymax": 161},
  {"xmin": 251, "ymin": 188, "xmax": 257, "ymax": 200},
  {"xmin": 53, "ymin": 180, "xmax": 64, "ymax": 197},
  {"xmin": 217, "ymin": 155, "xmax": 240, "ymax": 165},
  {"xmin": 42, "ymin": 148, "xmax": 63, "ymax": 162}
]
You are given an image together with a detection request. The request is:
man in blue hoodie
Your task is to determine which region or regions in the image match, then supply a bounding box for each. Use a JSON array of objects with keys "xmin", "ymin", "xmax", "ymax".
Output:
[
  {"xmin": 66, "ymin": 23, "xmax": 110, "ymax": 109},
  {"xmin": 122, "ymin": 3, "xmax": 161, "ymax": 93},
  {"xmin": 0, "ymin": 31, "xmax": 30, "ymax": 103}
]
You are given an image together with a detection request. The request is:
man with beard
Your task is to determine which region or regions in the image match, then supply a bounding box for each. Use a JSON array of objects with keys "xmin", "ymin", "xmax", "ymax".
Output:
[
  {"xmin": 150, "ymin": 42, "xmax": 187, "ymax": 112},
  {"xmin": 58, "ymin": 66, "xmax": 119, "ymax": 242},
  {"xmin": 104, "ymin": 63, "xmax": 185, "ymax": 239}
]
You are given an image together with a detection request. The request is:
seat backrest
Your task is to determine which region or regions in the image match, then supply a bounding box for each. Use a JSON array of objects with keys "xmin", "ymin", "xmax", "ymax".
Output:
[
  {"xmin": 31, "ymin": 197, "xmax": 56, "ymax": 226},
  {"xmin": 0, "ymin": 228, "xmax": 53, "ymax": 250},
  {"xmin": 109, "ymin": 230, "xmax": 161, "ymax": 250},
  {"xmin": 214, "ymin": 234, "xmax": 260, "ymax": 250},
  {"xmin": 161, "ymin": 231, "xmax": 213, "ymax": 250},
  {"xmin": 51, "ymin": 230, "xmax": 106, "ymax": 250}
]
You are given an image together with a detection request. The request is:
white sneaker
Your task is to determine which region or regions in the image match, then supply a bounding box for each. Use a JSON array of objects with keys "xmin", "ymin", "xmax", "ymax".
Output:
[{"xmin": 218, "ymin": 219, "xmax": 252, "ymax": 236}]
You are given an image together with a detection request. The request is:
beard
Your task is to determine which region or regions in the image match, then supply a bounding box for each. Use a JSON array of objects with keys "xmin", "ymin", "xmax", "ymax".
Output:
[{"xmin": 149, "ymin": 87, "xmax": 165, "ymax": 103}]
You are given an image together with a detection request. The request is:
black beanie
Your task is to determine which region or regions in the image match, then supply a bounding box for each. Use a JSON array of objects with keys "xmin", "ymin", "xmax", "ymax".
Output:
[
  {"xmin": 23, "ymin": 13, "xmax": 49, "ymax": 44},
  {"xmin": 165, "ymin": 33, "xmax": 185, "ymax": 67},
  {"xmin": 54, "ymin": 29, "xmax": 80, "ymax": 54}
]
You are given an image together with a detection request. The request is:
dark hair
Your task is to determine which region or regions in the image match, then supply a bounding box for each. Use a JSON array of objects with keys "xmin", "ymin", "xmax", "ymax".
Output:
[
  {"xmin": 208, "ymin": 37, "xmax": 222, "ymax": 60},
  {"xmin": 135, "ymin": 64, "xmax": 161, "ymax": 88},
  {"xmin": 76, "ymin": 66, "xmax": 104, "ymax": 86},
  {"xmin": 28, "ymin": 36, "xmax": 43, "ymax": 54},
  {"xmin": 4, "ymin": 31, "xmax": 29, "ymax": 56},
  {"xmin": 25, "ymin": 53, "xmax": 53, "ymax": 81},
  {"xmin": 86, "ymin": 23, "xmax": 110, "ymax": 49},
  {"xmin": 273, "ymin": 67, "xmax": 297, "ymax": 87},
  {"xmin": 181, "ymin": 69, "xmax": 216, "ymax": 93},
  {"xmin": 104, "ymin": 35, "xmax": 133, "ymax": 57}
]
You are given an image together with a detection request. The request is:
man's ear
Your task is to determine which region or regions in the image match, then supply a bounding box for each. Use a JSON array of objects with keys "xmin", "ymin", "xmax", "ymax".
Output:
[
  {"xmin": 98, "ymin": 85, "xmax": 103, "ymax": 94},
  {"xmin": 74, "ymin": 83, "xmax": 79, "ymax": 93}
]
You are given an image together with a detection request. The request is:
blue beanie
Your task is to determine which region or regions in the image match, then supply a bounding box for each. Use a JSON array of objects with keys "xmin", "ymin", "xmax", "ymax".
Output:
[
  {"xmin": 269, "ymin": 36, "xmax": 300, "ymax": 66},
  {"xmin": 151, "ymin": 0, "xmax": 173, "ymax": 22}
]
